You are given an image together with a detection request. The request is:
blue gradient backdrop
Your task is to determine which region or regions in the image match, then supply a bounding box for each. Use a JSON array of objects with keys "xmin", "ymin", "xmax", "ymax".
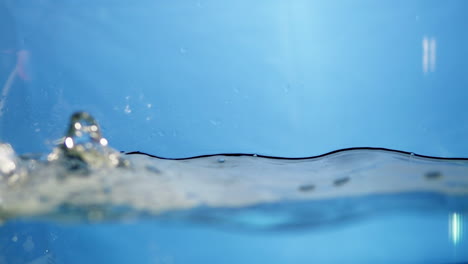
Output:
[{"xmin": 1, "ymin": 1, "xmax": 467, "ymax": 263}]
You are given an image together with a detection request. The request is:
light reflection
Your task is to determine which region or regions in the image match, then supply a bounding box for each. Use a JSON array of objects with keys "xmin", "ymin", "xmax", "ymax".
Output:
[
  {"xmin": 422, "ymin": 36, "xmax": 436, "ymax": 74},
  {"xmin": 64, "ymin": 137, "xmax": 74, "ymax": 149},
  {"xmin": 99, "ymin": 138, "xmax": 108, "ymax": 146},
  {"xmin": 449, "ymin": 212, "xmax": 463, "ymax": 245},
  {"xmin": 74, "ymin": 122, "xmax": 82, "ymax": 130}
]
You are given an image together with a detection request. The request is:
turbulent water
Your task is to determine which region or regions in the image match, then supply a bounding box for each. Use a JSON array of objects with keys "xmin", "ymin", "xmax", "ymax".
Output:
[
  {"xmin": 0, "ymin": 112, "xmax": 467, "ymax": 263},
  {"xmin": 0, "ymin": 112, "xmax": 467, "ymax": 225}
]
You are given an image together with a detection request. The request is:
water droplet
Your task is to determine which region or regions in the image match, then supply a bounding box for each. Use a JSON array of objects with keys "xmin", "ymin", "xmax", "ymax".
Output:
[
  {"xmin": 209, "ymin": 120, "xmax": 220, "ymax": 126},
  {"xmin": 124, "ymin": 105, "xmax": 132, "ymax": 114},
  {"xmin": 253, "ymin": 154, "xmax": 258, "ymax": 157},
  {"xmin": 217, "ymin": 158, "xmax": 225, "ymax": 163}
]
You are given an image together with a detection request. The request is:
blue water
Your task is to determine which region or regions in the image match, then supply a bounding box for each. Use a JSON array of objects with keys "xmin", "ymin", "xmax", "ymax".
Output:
[
  {"xmin": 1, "ymin": 0, "xmax": 468, "ymax": 263},
  {"xmin": 1, "ymin": 194, "xmax": 467, "ymax": 263}
]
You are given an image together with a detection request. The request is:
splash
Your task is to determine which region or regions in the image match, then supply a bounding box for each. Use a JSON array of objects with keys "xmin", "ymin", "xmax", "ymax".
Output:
[
  {"xmin": 0, "ymin": 112, "xmax": 468, "ymax": 227},
  {"xmin": 47, "ymin": 112, "xmax": 129, "ymax": 171}
]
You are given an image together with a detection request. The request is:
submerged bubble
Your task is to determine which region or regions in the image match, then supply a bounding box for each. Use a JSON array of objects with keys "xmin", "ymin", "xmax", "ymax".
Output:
[
  {"xmin": 425, "ymin": 171, "xmax": 443, "ymax": 180},
  {"xmin": 298, "ymin": 184, "xmax": 315, "ymax": 192},
  {"xmin": 145, "ymin": 165, "xmax": 161, "ymax": 174},
  {"xmin": 333, "ymin": 176, "xmax": 350, "ymax": 187}
]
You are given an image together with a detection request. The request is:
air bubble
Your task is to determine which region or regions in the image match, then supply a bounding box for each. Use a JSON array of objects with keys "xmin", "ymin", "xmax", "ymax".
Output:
[{"xmin": 217, "ymin": 158, "xmax": 225, "ymax": 163}]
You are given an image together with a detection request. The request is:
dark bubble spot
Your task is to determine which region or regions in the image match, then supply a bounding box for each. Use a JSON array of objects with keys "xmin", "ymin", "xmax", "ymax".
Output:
[
  {"xmin": 145, "ymin": 165, "xmax": 161, "ymax": 174},
  {"xmin": 298, "ymin": 184, "xmax": 315, "ymax": 192},
  {"xmin": 425, "ymin": 171, "xmax": 442, "ymax": 180},
  {"xmin": 333, "ymin": 176, "xmax": 350, "ymax": 187}
]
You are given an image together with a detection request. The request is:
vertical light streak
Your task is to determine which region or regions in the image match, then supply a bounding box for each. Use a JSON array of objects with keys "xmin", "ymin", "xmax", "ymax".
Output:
[
  {"xmin": 449, "ymin": 212, "xmax": 462, "ymax": 245},
  {"xmin": 422, "ymin": 36, "xmax": 429, "ymax": 73},
  {"xmin": 422, "ymin": 36, "xmax": 436, "ymax": 74}
]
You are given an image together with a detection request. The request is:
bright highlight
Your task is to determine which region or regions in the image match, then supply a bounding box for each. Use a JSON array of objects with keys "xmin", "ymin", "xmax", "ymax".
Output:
[{"xmin": 449, "ymin": 212, "xmax": 463, "ymax": 245}]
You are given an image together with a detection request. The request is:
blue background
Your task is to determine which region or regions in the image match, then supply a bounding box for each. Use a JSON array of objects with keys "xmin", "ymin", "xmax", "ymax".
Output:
[
  {"xmin": 1, "ymin": 1, "xmax": 468, "ymax": 263},
  {"xmin": 1, "ymin": 0, "xmax": 468, "ymax": 158}
]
